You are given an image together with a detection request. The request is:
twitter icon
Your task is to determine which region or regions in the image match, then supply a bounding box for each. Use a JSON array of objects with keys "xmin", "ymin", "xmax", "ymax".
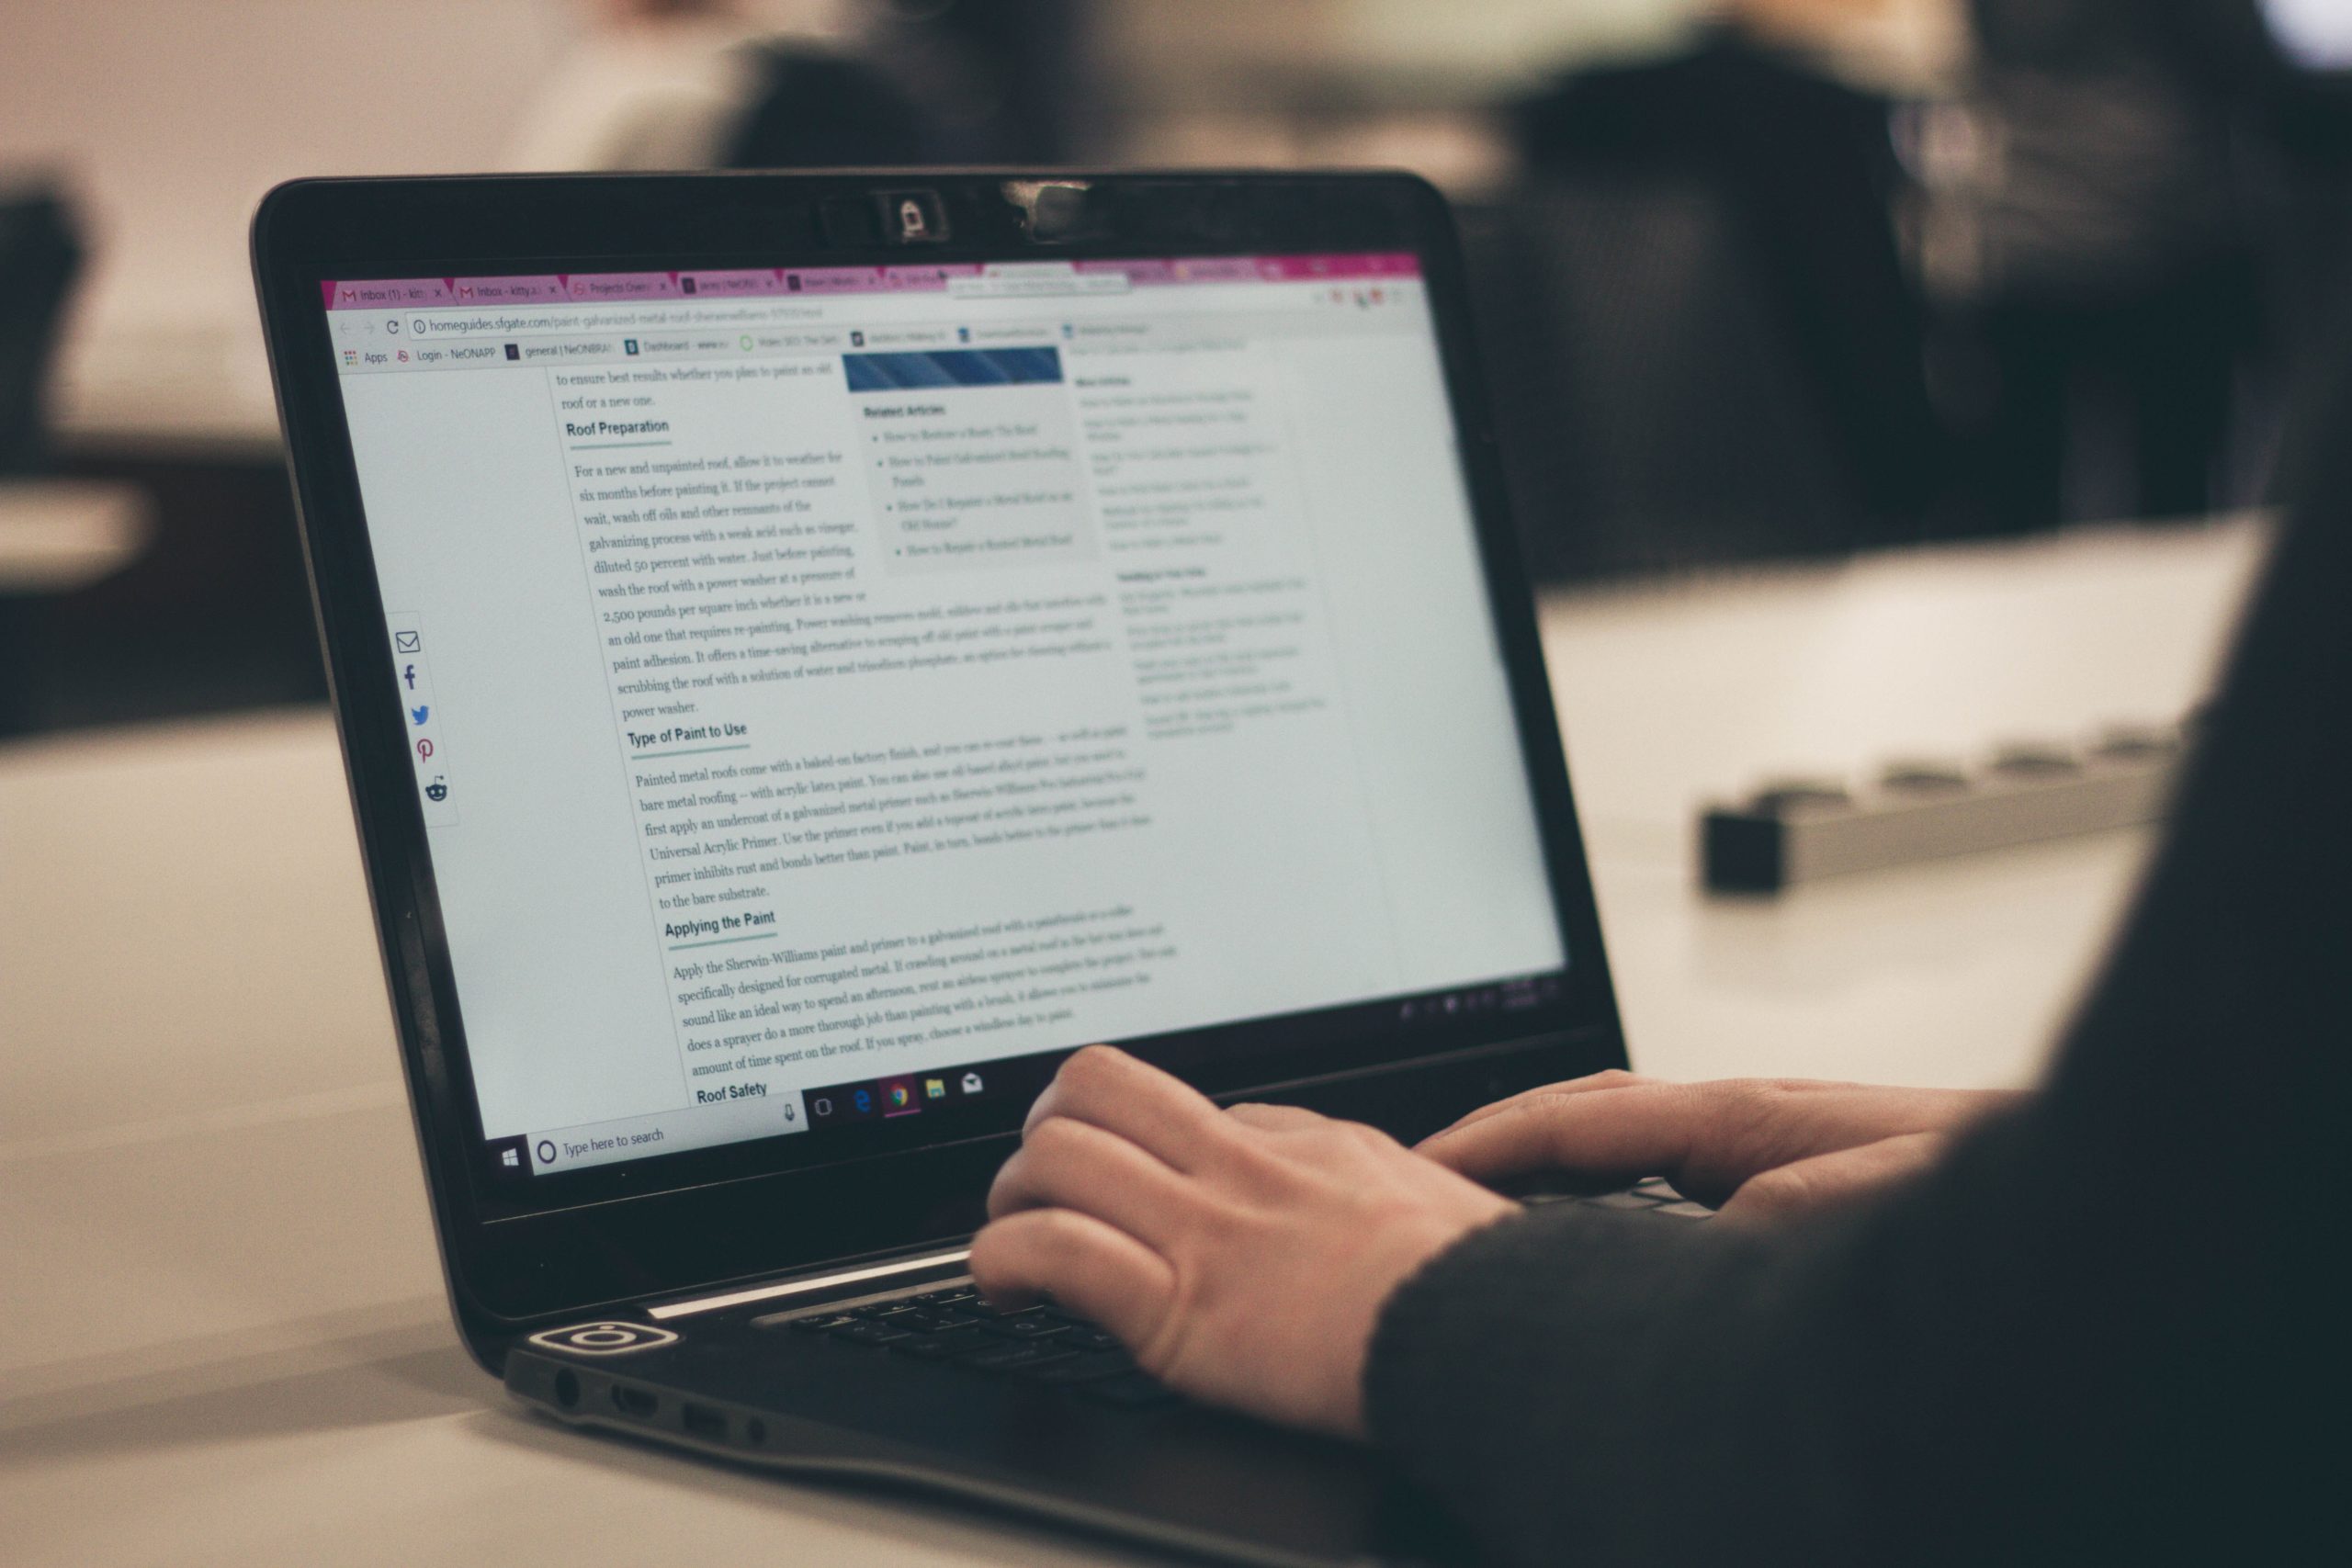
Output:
[{"xmin": 410, "ymin": 705, "xmax": 429, "ymax": 725}]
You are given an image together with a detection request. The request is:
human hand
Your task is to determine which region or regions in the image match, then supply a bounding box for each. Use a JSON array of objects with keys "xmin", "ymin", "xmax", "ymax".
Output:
[
  {"xmin": 1419, "ymin": 1070, "xmax": 2020, "ymax": 1222},
  {"xmin": 969, "ymin": 1046, "xmax": 1516, "ymax": 1440}
]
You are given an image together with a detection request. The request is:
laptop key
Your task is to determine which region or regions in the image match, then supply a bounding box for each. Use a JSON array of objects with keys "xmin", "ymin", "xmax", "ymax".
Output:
[
  {"xmin": 891, "ymin": 1325, "xmax": 990, "ymax": 1360},
  {"xmin": 873, "ymin": 1307, "xmax": 961, "ymax": 1333},
  {"xmin": 957, "ymin": 1340, "xmax": 1078, "ymax": 1374},
  {"xmin": 958, "ymin": 1300, "xmax": 1041, "ymax": 1320},
  {"xmin": 832, "ymin": 1320, "xmax": 915, "ymax": 1346},
  {"xmin": 1059, "ymin": 1326, "xmax": 1123, "ymax": 1352},
  {"xmin": 779, "ymin": 1313, "xmax": 856, "ymax": 1333},
  {"xmin": 912, "ymin": 1287, "xmax": 979, "ymax": 1306},
  {"xmin": 926, "ymin": 1307, "xmax": 988, "ymax": 1327},
  {"xmin": 980, "ymin": 1314, "xmax": 1070, "ymax": 1341}
]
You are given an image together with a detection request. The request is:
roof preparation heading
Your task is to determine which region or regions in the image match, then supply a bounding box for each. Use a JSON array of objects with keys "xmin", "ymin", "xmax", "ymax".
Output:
[{"xmin": 321, "ymin": 253, "xmax": 1422, "ymax": 311}]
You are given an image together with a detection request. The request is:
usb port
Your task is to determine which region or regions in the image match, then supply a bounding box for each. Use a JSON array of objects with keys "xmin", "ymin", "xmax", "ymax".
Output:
[
  {"xmin": 609, "ymin": 1385, "xmax": 658, "ymax": 1419},
  {"xmin": 681, "ymin": 1404, "xmax": 727, "ymax": 1440}
]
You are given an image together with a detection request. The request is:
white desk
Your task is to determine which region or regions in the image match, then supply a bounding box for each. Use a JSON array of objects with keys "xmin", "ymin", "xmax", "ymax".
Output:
[{"xmin": 0, "ymin": 516, "xmax": 2270, "ymax": 1566}]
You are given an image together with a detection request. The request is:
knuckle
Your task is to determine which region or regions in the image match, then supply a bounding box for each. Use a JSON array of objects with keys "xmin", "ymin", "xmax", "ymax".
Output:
[
  {"xmin": 1711, "ymin": 1079, "xmax": 1788, "ymax": 1126},
  {"xmin": 1061, "ymin": 1044, "xmax": 1122, "ymax": 1091},
  {"xmin": 1024, "ymin": 1113, "xmax": 1089, "ymax": 1160},
  {"xmin": 1183, "ymin": 1190, "xmax": 1254, "ymax": 1248}
]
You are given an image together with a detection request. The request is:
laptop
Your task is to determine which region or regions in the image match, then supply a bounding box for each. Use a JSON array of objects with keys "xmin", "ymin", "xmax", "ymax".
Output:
[{"xmin": 253, "ymin": 171, "xmax": 1656, "ymax": 1567}]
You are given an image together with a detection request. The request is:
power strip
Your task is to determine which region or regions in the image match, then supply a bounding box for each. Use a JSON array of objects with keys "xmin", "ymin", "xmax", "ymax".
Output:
[{"xmin": 1700, "ymin": 726, "xmax": 2187, "ymax": 894}]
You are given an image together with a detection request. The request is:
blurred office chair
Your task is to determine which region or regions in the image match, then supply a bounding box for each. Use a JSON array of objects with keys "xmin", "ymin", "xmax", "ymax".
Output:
[
  {"xmin": 721, "ymin": 44, "xmax": 949, "ymax": 167},
  {"xmin": 1463, "ymin": 34, "xmax": 1944, "ymax": 581},
  {"xmin": 0, "ymin": 182, "xmax": 86, "ymax": 738},
  {"xmin": 722, "ymin": 0, "xmax": 1084, "ymax": 169},
  {"xmin": 0, "ymin": 184, "xmax": 81, "ymax": 477},
  {"xmin": 1938, "ymin": 0, "xmax": 2276, "ymax": 526}
]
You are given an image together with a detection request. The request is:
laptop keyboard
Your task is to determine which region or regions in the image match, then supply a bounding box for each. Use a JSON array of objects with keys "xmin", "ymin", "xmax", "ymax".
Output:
[
  {"xmin": 769, "ymin": 1288, "xmax": 1181, "ymax": 1406},
  {"xmin": 751, "ymin": 1179, "xmax": 1704, "ymax": 1410}
]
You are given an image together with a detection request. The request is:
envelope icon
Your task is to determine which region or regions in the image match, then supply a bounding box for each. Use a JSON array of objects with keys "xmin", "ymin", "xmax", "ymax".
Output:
[{"xmin": 394, "ymin": 631, "xmax": 421, "ymax": 653}]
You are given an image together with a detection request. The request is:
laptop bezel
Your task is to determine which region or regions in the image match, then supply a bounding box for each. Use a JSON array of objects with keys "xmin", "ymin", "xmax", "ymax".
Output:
[{"xmin": 252, "ymin": 170, "xmax": 1628, "ymax": 1336}]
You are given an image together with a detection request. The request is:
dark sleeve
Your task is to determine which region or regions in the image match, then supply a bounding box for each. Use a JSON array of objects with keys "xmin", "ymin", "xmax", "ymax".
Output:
[{"xmin": 1364, "ymin": 491, "xmax": 2349, "ymax": 1565}]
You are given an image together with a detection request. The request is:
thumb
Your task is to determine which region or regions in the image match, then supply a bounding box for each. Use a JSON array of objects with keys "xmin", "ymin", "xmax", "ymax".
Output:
[{"xmin": 1716, "ymin": 1131, "xmax": 1952, "ymax": 1224}]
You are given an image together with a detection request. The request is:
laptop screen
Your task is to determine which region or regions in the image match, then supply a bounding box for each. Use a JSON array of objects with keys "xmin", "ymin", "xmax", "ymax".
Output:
[{"xmin": 322, "ymin": 252, "xmax": 1566, "ymax": 1186}]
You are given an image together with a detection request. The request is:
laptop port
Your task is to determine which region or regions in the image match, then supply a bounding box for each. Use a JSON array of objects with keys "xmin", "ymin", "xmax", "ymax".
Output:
[
  {"xmin": 681, "ymin": 1404, "xmax": 727, "ymax": 1441},
  {"xmin": 609, "ymin": 1384, "xmax": 659, "ymax": 1419}
]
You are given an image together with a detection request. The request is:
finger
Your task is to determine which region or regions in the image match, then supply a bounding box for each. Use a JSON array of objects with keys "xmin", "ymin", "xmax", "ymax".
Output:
[
  {"xmin": 968, "ymin": 1208, "xmax": 1178, "ymax": 1358},
  {"xmin": 1023, "ymin": 1045, "xmax": 1238, "ymax": 1174},
  {"xmin": 1420, "ymin": 1069, "xmax": 1653, "ymax": 1145},
  {"xmin": 1223, "ymin": 1102, "xmax": 1328, "ymax": 1134},
  {"xmin": 1417, "ymin": 1080, "xmax": 1707, "ymax": 1194},
  {"xmin": 988, "ymin": 1114, "xmax": 1196, "ymax": 1247},
  {"xmin": 1718, "ymin": 1131, "xmax": 1951, "ymax": 1224}
]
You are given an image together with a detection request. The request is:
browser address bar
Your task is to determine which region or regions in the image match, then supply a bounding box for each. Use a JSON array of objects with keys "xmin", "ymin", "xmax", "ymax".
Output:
[{"xmin": 945, "ymin": 274, "xmax": 1130, "ymax": 299}]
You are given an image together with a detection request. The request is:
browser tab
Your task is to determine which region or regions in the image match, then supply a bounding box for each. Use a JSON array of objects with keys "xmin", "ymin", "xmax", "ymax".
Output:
[
  {"xmin": 561, "ymin": 272, "xmax": 681, "ymax": 302},
  {"xmin": 451, "ymin": 275, "xmax": 566, "ymax": 304},
  {"xmin": 677, "ymin": 269, "xmax": 780, "ymax": 298},
  {"xmin": 326, "ymin": 278, "xmax": 455, "ymax": 310}
]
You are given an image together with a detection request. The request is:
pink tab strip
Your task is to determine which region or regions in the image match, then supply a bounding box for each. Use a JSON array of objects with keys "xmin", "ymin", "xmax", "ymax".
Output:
[
  {"xmin": 324, "ymin": 253, "xmax": 1423, "ymax": 311},
  {"xmin": 1168, "ymin": 256, "xmax": 1267, "ymax": 284},
  {"xmin": 1077, "ymin": 258, "xmax": 1172, "ymax": 285},
  {"xmin": 1259, "ymin": 252, "xmax": 1420, "ymax": 281}
]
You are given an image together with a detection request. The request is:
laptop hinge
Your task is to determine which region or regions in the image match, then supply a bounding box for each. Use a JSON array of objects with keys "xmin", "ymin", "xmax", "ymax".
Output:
[{"xmin": 645, "ymin": 1245, "xmax": 972, "ymax": 1321}]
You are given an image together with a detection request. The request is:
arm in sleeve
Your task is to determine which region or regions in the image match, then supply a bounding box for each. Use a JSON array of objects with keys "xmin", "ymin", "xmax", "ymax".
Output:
[{"xmin": 1365, "ymin": 492, "xmax": 2350, "ymax": 1566}]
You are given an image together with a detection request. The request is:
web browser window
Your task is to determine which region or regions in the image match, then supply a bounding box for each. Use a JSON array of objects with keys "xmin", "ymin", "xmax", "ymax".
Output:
[{"xmin": 325, "ymin": 254, "xmax": 1566, "ymax": 1179}]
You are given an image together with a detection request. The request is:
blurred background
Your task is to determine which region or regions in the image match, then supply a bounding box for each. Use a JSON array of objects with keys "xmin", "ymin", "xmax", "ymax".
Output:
[{"xmin": 3, "ymin": 0, "xmax": 2348, "ymax": 739}]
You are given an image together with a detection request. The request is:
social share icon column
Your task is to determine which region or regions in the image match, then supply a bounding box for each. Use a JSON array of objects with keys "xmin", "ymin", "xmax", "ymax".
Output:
[{"xmin": 387, "ymin": 615, "xmax": 458, "ymax": 826}]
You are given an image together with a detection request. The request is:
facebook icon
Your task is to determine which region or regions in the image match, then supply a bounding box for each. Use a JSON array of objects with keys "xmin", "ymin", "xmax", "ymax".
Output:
[{"xmin": 403, "ymin": 663, "xmax": 418, "ymax": 690}]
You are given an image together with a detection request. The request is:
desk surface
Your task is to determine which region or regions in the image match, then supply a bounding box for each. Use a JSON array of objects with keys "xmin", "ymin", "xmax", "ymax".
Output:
[
  {"xmin": 0, "ymin": 480, "xmax": 152, "ymax": 594},
  {"xmin": 0, "ymin": 516, "xmax": 2269, "ymax": 1566}
]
